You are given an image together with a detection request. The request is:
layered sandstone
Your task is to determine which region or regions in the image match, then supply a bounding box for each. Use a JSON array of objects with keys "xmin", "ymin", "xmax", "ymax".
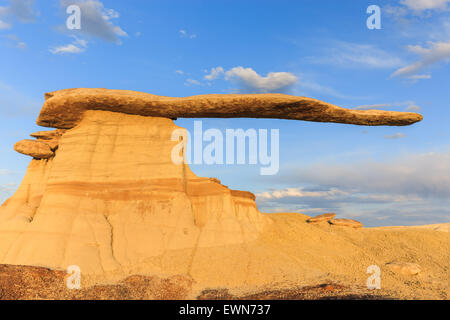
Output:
[{"xmin": 1, "ymin": 110, "xmax": 267, "ymax": 276}]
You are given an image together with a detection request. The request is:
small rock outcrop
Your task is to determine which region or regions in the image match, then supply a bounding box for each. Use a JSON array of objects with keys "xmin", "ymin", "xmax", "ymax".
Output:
[
  {"xmin": 329, "ymin": 219, "xmax": 363, "ymax": 228},
  {"xmin": 14, "ymin": 140, "xmax": 54, "ymax": 159},
  {"xmin": 30, "ymin": 129, "xmax": 66, "ymax": 140},
  {"xmin": 386, "ymin": 262, "xmax": 422, "ymax": 275},
  {"xmin": 307, "ymin": 213, "xmax": 336, "ymax": 223}
]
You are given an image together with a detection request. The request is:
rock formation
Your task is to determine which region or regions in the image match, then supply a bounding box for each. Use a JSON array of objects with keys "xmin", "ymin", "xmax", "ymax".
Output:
[
  {"xmin": 14, "ymin": 140, "xmax": 55, "ymax": 159},
  {"xmin": 306, "ymin": 213, "xmax": 336, "ymax": 223},
  {"xmin": 38, "ymin": 88, "xmax": 423, "ymax": 129},
  {"xmin": 1, "ymin": 111, "xmax": 267, "ymax": 275},
  {"xmin": 329, "ymin": 219, "xmax": 363, "ymax": 228},
  {"xmin": 0, "ymin": 89, "xmax": 423, "ymax": 280},
  {"xmin": 386, "ymin": 262, "xmax": 422, "ymax": 276}
]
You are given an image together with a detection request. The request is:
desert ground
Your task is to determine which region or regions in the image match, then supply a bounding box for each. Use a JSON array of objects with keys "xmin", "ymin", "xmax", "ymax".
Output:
[{"xmin": 1, "ymin": 213, "xmax": 448, "ymax": 300}]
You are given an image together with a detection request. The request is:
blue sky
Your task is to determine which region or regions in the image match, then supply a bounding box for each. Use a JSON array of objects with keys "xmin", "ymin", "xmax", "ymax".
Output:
[{"xmin": 0, "ymin": 0, "xmax": 449, "ymax": 226}]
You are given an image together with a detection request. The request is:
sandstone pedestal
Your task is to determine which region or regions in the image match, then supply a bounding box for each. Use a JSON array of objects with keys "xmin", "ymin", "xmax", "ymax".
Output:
[{"xmin": 0, "ymin": 111, "xmax": 267, "ymax": 275}]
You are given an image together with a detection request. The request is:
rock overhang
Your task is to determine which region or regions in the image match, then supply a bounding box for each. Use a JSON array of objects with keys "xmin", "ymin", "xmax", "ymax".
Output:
[{"xmin": 37, "ymin": 88, "xmax": 423, "ymax": 129}]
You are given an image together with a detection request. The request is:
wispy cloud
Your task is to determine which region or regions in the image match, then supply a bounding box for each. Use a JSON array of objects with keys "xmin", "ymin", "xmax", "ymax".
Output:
[
  {"xmin": 0, "ymin": 169, "xmax": 14, "ymax": 175},
  {"xmin": 355, "ymin": 100, "xmax": 421, "ymax": 111},
  {"xmin": 401, "ymin": 0, "xmax": 450, "ymax": 12},
  {"xmin": 309, "ymin": 42, "xmax": 403, "ymax": 69},
  {"xmin": 179, "ymin": 29, "xmax": 196, "ymax": 39},
  {"xmin": 407, "ymin": 74, "xmax": 432, "ymax": 82},
  {"xmin": 391, "ymin": 41, "xmax": 450, "ymax": 78},
  {"xmin": 296, "ymin": 77, "xmax": 366, "ymax": 100},
  {"xmin": 184, "ymin": 78, "xmax": 201, "ymax": 86},
  {"xmin": 384, "ymin": 133, "xmax": 406, "ymax": 139},
  {"xmin": 50, "ymin": 37, "xmax": 87, "ymax": 54},
  {"xmin": 273, "ymin": 152, "xmax": 450, "ymax": 199},
  {"xmin": 258, "ymin": 187, "xmax": 349, "ymax": 200},
  {"xmin": 3, "ymin": 34, "xmax": 27, "ymax": 49},
  {"xmin": 0, "ymin": 0, "xmax": 38, "ymax": 26},
  {"xmin": 255, "ymin": 152, "xmax": 450, "ymax": 225},
  {"xmin": 0, "ymin": 19, "xmax": 11, "ymax": 29}
]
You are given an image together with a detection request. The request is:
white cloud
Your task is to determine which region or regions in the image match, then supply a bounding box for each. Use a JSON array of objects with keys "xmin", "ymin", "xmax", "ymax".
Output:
[
  {"xmin": 179, "ymin": 29, "xmax": 196, "ymax": 39},
  {"xmin": 0, "ymin": 0, "xmax": 38, "ymax": 25},
  {"xmin": 276, "ymin": 152, "xmax": 450, "ymax": 199},
  {"xmin": 0, "ymin": 19, "xmax": 11, "ymax": 29},
  {"xmin": 257, "ymin": 187, "xmax": 348, "ymax": 200},
  {"xmin": 309, "ymin": 42, "xmax": 403, "ymax": 69},
  {"xmin": 225, "ymin": 67, "xmax": 298, "ymax": 93},
  {"xmin": 50, "ymin": 37, "xmax": 87, "ymax": 54},
  {"xmin": 59, "ymin": 0, "xmax": 127, "ymax": 43},
  {"xmin": 257, "ymin": 187, "xmax": 420, "ymax": 204},
  {"xmin": 3, "ymin": 34, "xmax": 27, "ymax": 49},
  {"xmin": 406, "ymin": 103, "xmax": 422, "ymax": 111},
  {"xmin": 184, "ymin": 78, "xmax": 201, "ymax": 86},
  {"xmin": 401, "ymin": 0, "xmax": 450, "ymax": 11},
  {"xmin": 0, "ymin": 169, "xmax": 14, "ymax": 175},
  {"xmin": 255, "ymin": 152, "xmax": 450, "ymax": 225},
  {"xmin": 175, "ymin": 70, "xmax": 184, "ymax": 75},
  {"xmin": 50, "ymin": 44, "xmax": 84, "ymax": 54},
  {"xmin": 296, "ymin": 77, "xmax": 366, "ymax": 100},
  {"xmin": 384, "ymin": 133, "xmax": 406, "ymax": 139},
  {"xmin": 202, "ymin": 66, "xmax": 352, "ymax": 98},
  {"xmin": 204, "ymin": 67, "xmax": 224, "ymax": 80},
  {"xmin": 406, "ymin": 74, "xmax": 432, "ymax": 81},
  {"xmin": 392, "ymin": 41, "xmax": 450, "ymax": 78}
]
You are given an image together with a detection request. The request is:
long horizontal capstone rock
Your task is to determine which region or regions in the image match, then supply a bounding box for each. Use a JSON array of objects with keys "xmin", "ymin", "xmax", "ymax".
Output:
[{"xmin": 37, "ymin": 88, "xmax": 423, "ymax": 129}]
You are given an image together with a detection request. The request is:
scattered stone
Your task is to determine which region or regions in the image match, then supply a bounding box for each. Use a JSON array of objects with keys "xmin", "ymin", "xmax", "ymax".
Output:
[
  {"xmin": 386, "ymin": 262, "xmax": 422, "ymax": 275},
  {"xmin": 329, "ymin": 219, "xmax": 363, "ymax": 228},
  {"xmin": 14, "ymin": 139, "xmax": 54, "ymax": 159},
  {"xmin": 307, "ymin": 213, "xmax": 336, "ymax": 223}
]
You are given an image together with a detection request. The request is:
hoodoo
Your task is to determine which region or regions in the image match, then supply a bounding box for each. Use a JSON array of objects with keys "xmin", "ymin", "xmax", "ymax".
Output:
[{"xmin": 0, "ymin": 89, "xmax": 424, "ymax": 283}]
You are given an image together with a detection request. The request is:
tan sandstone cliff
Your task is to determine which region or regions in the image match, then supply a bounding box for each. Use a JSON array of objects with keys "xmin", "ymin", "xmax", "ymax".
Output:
[{"xmin": 2, "ymin": 110, "xmax": 266, "ymax": 276}]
